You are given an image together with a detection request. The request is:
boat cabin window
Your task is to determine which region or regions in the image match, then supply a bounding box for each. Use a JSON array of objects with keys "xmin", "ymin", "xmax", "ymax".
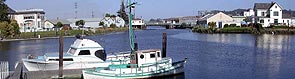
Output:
[
  {"xmin": 140, "ymin": 54, "xmax": 144, "ymax": 59},
  {"xmin": 49, "ymin": 58, "xmax": 73, "ymax": 61},
  {"xmin": 68, "ymin": 48, "xmax": 77, "ymax": 55},
  {"xmin": 150, "ymin": 53, "xmax": 156, "ymax": 58},
  {"xmin": 78, "ymin": 50, "xmax": 91, "ymax": 55},
  {"xmin": 95, "ymin": 50, "xmax": 106, "ymax": 61},
  {"xmin": 157, "ymin": 52, "xmax": 160, "ymax": 57}
]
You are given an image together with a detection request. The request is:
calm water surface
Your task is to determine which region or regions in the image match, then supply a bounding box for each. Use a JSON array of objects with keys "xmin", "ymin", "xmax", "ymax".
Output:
[{"xmin": 1, "ymin": 27, "xmax": 295, "ymax": 79}]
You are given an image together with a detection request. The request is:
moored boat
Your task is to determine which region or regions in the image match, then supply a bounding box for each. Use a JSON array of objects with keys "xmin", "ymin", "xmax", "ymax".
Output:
[
  {"xmin": 82, "ymin": 49, "xmax": 187, "ymax": 79},
  {"xmin": 22, "ymin": 38, "xmax": 130, "ymax": 71}
]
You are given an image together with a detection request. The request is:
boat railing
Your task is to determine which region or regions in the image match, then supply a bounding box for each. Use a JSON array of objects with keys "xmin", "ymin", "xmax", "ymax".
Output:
[{"xmin": 85, "ymin": 57, "xmax": 174, "ymax": 77}]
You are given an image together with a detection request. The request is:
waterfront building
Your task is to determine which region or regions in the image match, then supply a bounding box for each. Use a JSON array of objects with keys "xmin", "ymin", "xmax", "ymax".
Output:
[
  {"xmin": 67, "ymin": 18, "xmax": 103, "ymax": 29},
  {"xmin": 163, "ymin": 16, "xmax": 200, "ymax": 26},
  {"xmin": 100, "ymin": 16, "xmax": 125, "ymax": 27},
  {"xmin": 197, "ymin": 12, "xmax": 240, "ymax": 28},
  {"xmin": 243, "ymin": 9, "xmax": 255, "ymax": 17},
  {"xmin": 244, "ymin": 2, "xmax": 292, "ymax": 27},
  {"xmin": 132, "ymin": 18, "xmax": 145, "ymax": 28},
  {"xmin": 44, "ymin": 19, "xmax": 72, "ymax": 31},
  {"xmin": 9, "ymin": 9, "xmax": 46, "ymax": 32}
]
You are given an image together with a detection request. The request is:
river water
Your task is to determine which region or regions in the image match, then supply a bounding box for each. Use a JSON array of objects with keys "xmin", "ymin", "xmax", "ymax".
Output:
[{"xmin": 1, "ymin": 26, "xmax": 295, "ymax": 79}]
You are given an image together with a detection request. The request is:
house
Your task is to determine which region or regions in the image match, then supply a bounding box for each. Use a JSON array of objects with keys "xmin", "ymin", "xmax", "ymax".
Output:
[
  {"xmin": 243, "ymin": 9, "xmax": 255, "ymax": 17},
  {"xmin": 132, "ymin": 18, "xmax": 145, "ymax": 28},
  {"xmin": 100, "ymin": 16, "xmax": 125, "ymax": 27},
  {"xmin": 9, "ymin": 8, "xmax": 46, "ymax": 32},
  {"xmin": 197, "ymin": 12, "xmax": 239, "ymax": 28},
  {"xmin": 244, "ymin": 2, "xmax": 292, "ymax": 27}
]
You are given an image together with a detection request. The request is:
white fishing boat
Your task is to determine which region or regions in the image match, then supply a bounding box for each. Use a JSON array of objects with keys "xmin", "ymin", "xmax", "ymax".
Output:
[
  {"xmin": 82, "ymin": 49, "xmax": 187, "ymax": 79},
  {"xmin": 22, "ymin": 38, "xmax": 130, "ymax": 71},
  {"xmin": 82, "ymin": 0, "xmax": 187, "ymax": 78}
]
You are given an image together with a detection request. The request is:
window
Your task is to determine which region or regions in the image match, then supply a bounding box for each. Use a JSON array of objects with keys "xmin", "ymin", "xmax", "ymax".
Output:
[
  {"xmin": 150, "ymin": 53, "xmax": 156, "ymax": 58},
  {"xmin": 68, "ymin": 48, "xmax": 77, "ymax": 55},
  {"xmin": 78, "ymin": 50, "xmax": 91, "ymax": 55},
  {"xmin": 268, "ymin": 19, "xmax": 270, "ymax": 22},
  {"xmin": 261, "ymin": 12, "xmax": 265, "ymax": 16},
  {"xmin": 260, "ymin": 20, "xmax": 264, "ymax": 23},
  {"xmin": 283, "ymin": 20, "xmax": 284, "ymax": 23},
  {"xmin": 140, "ymin": 54, "xmax": 144, "ymax": 59},
  {"xmin": 95, "ymin": 50, "xmax": 106, "ymax": 61},
  {"xmin": 157, "ymin": 52, "xmax": 160, "ymax": 57},
  {"xmin": 49, "ymin": 58, "xmax": 73, "ymax": 61},
  {"xmin": 273, "ymin": 11, "xmax": 279, "ymax": 16},
  {"xmin": 24, "ymin": 16, "xmax": 34, "ymax": 19}
]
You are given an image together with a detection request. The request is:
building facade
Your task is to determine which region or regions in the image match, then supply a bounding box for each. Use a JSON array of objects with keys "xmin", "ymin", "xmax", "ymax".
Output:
[
  {"xmin": 244, "ymin": 2, "xmax": 292, "ymax": 27},
  {"xmin": 198, "ymin": 12, "xmax": 239, "ymax": 28},
  {"xmin": 100, "ymin": 16, "xmax": 125, "ymax": 27},
  {"xmin": 9, "ymin": 9, "xmax": 45, "ymax": 32}
]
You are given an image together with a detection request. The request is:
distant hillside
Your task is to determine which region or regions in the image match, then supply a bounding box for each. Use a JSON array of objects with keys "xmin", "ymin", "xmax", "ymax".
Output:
[{"xmin": 204, "ymin": 9, "xmax": 247, "ymax": 16}]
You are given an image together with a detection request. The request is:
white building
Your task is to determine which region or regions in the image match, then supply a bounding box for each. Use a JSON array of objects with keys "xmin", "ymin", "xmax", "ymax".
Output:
[
  {"xmin": 244, "ymin": 9, "xmax": 255, "ymax": 17},
  {"xmin": 100, "ymin": 16, "xmax": 125, "ymax": 27},
  {"xmin": 9, "ymin": 9, "xmax": 45, "ymax": 32},
  {"xmin": 67, "ymin": 18, "xmax": 103, "ymax": 29},
  {"xmin": 247, "ymin": 2, "xmax": 292, "ymax": 27},
  {"xmin": 198, "ymin": 12, "xmax": 239, "ymax": 28}
]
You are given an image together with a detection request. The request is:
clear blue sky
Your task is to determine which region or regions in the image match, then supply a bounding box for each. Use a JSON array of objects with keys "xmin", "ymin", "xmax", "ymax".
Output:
[{"xmin": 5, "ymin": 0, "xmax": 295, "ymax": 20}]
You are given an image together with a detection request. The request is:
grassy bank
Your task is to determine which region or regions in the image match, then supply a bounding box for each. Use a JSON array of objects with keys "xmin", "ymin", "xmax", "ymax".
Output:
[
  {"xmin": 5, "ymin": 27, "xmax": 129, "ymax": 39},
  {"xmin": 192, "ymin": 27, "xmax": 295, "ymax": 34}
]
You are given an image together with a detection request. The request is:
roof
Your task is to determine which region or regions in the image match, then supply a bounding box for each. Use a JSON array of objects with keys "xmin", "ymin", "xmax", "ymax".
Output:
[
  {"xmin": 199, "ymin": 14, "xmax": 214, "ymax": 21},
  {"xmin": 254, "ymin": 3, "xmax": 272, "ymax": 10},
  {"xmin": 47, "ymin": 19, "xmax": 71, "ymax": 24},
  {"xmin": 67, "ymin": 18, "xmax": 102, "ymax": 23},
  {"xmin": 7, "ymin": 6, "xmax": 16, "ymax": 14},
  {"xmin": 15, "ymin": 9, "xmax": 45, "ymax": 14}
]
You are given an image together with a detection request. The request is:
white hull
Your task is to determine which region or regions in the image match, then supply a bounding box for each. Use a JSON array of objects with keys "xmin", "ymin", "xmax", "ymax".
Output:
[
  {"xmin": 83, "ymin": 65, "xmax": 184, "ymax": 79},
  {"xmin": 23, "ymin": 61, "xmax": 112, "ymax": 71},
  {"xmin": 82, "ymin": 57, "xmax": 186, "ymax": 79}
]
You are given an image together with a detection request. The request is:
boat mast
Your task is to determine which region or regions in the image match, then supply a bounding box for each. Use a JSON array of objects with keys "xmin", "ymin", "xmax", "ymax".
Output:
[{"xmin": 128, "ymin": 0, "xmax": 135, "ymax": 59}]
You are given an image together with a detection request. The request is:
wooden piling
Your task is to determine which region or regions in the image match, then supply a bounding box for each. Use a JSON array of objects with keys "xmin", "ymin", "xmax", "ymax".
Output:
[
  {"xmin": 162, "ymin": 33, "xmax": 167, "ymax": 58},
  {"xmin": 134, "ymin": 43, "xmax": 138, "ymax": 51},
  {"xmin": 59, "ymin": 32, "xmax": 64, "ymax": 78}
]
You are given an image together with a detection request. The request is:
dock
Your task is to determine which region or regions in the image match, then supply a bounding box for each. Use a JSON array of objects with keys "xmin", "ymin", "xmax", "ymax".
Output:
[{"xmin": 8, "ymin": 62, "xmax": 83, "ymax": 79}]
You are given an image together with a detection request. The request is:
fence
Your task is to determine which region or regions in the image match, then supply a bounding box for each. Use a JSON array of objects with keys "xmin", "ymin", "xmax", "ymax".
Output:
[{"xmin": 0, "ymin": 61, "xmax": 9, "ymax": 79}]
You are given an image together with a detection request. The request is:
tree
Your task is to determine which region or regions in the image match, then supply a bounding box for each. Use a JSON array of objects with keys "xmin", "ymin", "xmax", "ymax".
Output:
[
  {"xmin": 99, "ymin": 21, "xmax": 106, "ymax": 28},
  {"xmin": 75, "ymin": 20, "xmax": 85, "ymax": 29},
  {"xmin": 181, "ymin": 23, "xmax": 187, "ymax": 27},
  {"xmin": 56, "ymin": 21, "xmax": 64, "ymax": 28},
  {"xmin": 111, "ymin": 15, "xmax": 116, "ymax": 17},
  {"xmin": 0, "ymin": 20, "xmax": 20, "ymax": 38},
  {"xmin": 75, "ymin": 20, "xmax": 85, "ymax": 35},
  {"xmin": 10, "ymin": 20, "xmax": 20, "ymax": 37},
  {"xmin": 105, "ymin": 13, "xmax": 111, "ymax": 17},
  {"xmin": 208, "ymin": 22, "xmax": 216, "ymax": 29},
  {"xmin": 110, "ymin": 24, "xmax": 117, "ymax": 28},
  {"xmin": 0, "ymin": 0, "xmax": 9, "ymax": 22}
]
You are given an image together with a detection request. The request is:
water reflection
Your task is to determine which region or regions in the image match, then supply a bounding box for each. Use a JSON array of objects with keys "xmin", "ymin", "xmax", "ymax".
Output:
[{"xmin": 253, "ymin": 34, "xmax": 292, "ymax": 79}]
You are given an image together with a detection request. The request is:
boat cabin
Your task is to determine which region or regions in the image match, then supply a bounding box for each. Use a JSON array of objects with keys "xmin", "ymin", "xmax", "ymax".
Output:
[
  {"xmin": 134, "ymin": 49, "xmax": 162, "ymax": 66},
  {"xmin": 67, "ymin": 39, "xmax": 107, "ymax": 61}
]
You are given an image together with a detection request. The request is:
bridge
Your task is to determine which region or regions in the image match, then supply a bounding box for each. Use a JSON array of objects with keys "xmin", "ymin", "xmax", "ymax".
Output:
[{"xmin": 145, "ymin": 23, "xmax": 193, "ymax": 29}]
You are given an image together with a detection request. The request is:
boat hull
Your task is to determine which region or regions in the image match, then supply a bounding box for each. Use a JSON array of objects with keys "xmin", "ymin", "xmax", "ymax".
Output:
[
  {"xmin": 23, "ymin": 61, "xmax": 112, "ymax": 71},
  {"xmin": 82, "ymin": 59, "xmax": 186, "ymax": 79}
]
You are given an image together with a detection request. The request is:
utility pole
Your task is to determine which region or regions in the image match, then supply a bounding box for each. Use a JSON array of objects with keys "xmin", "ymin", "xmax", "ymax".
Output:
[
  {"xmin": 75, "ymin": 2, "xmax": 78, "ymax": 19},
  {"xmin": 91, "ymin": 11, "xmax": 94, "ymax": 18}
]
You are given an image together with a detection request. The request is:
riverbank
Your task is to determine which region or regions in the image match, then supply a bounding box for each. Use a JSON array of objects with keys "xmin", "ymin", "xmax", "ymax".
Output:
[
  {"xmin": 0, "ymin": 27, "xmax": 129, "ymax": 42},
  {"xmin": 192, "ymin": 27, "xmax": 295, "ymax": 34}
]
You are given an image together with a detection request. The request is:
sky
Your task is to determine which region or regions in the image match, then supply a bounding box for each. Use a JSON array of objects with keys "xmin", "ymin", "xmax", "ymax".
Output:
[{"xmin": 5, "ymin": 0, "xmax": 295, "ymax": 20}]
